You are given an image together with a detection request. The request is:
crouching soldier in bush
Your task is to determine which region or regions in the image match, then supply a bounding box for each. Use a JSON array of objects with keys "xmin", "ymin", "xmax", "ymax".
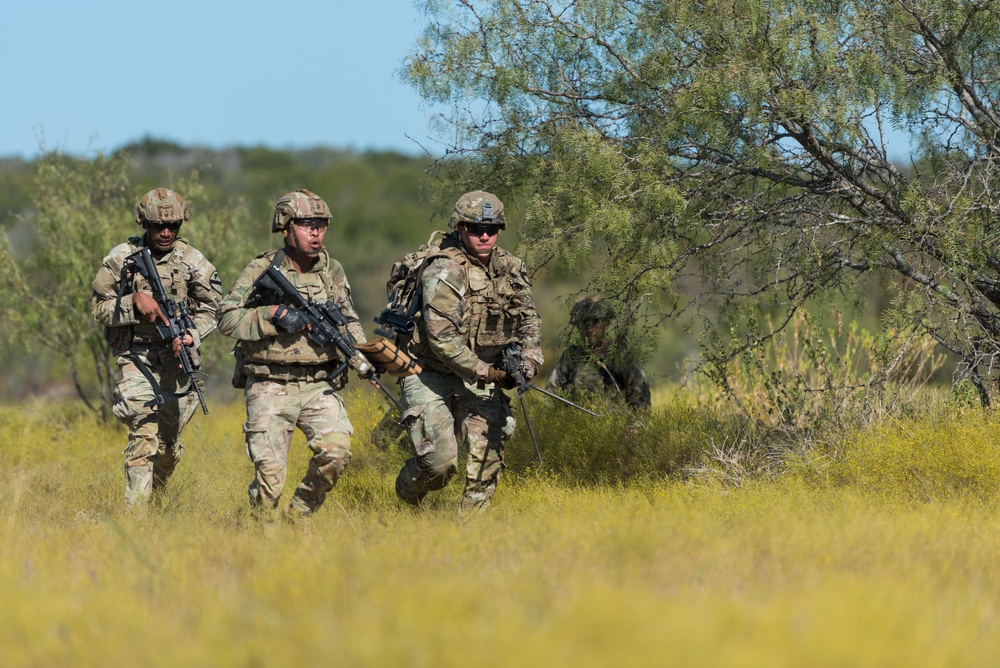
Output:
[
  {"xmin": 92, "ymin": 188, "xmax": 222, "ymax": 507},
  {"xmin": 394, "ymin": 190, "xmax": 542, "ymax": 512},
  {"xmin": 218, "ymin": 189, "xmax": 366, "ymax": 517},
  {"xmin": 547, "ymin": 294, "xmax": 651, "ymax": 411}
]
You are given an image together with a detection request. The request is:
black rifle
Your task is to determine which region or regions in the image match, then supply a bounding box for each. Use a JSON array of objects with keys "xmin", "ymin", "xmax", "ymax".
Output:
[
  {"xmin": 500, "ymin": 344, "xmax": 600, "ymax": 465},
  {"xmin": 245, "ymin": 258, "xmax": 402, "ymax": 411},
  {"xmin": 121, "ymin": 246, "xmax": 209, "ymax": 414}
]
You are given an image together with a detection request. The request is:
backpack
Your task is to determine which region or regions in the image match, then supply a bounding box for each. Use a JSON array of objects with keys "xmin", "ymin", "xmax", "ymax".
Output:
[{"xmin": 375, "ymin": 230, "xmax": 458, "ymax": 345}]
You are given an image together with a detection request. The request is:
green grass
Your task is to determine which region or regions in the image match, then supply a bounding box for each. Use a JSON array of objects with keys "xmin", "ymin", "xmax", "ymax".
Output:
[{"xmin": 2, "ymin": 389, "xmax": 1000, "ymax": 666}]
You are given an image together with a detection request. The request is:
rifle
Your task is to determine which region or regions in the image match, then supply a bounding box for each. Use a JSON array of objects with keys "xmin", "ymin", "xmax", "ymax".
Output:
[
  {"xmin": 121, "ymin": 246, "xmax": 209, "ymax": 414},
  {"xmin": 500, "ymin": 344, "xmax": 600, "ymax": 465},
  {"xmin": 245, "ymin": 258, "xmax": 403, "ymax": 412}
]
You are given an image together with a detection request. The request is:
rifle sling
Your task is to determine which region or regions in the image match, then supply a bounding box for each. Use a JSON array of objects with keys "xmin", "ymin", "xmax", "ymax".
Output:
[{"xmin": 129, "ymin": 342, "xmax": 197, "ymax": 408}]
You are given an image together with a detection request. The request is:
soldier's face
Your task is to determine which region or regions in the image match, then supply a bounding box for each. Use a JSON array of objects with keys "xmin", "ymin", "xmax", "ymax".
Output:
[
  {"xmin": 285, "ymin": 219, "xmax": 328, "ymax": 257},
  {"xmin": 580, "ymin": 320, "xmax": 610, "ymax": 351},
  {"xmin": 459, "ymin": 223, "xmax": 499, "ymax": 262},
  {"xmin": 144, "ymin": 221, "xmax": 181, "ymax": 252}
]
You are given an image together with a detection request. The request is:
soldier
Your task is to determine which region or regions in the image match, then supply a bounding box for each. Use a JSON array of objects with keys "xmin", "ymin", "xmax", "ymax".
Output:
[
  {"xmin": 218, "ymin": 189, "xmax": 367, "ymax": 516},
  {"xmin": 547, "ymin": 295, "xmax": 651, "ymax": 410},
  {"xmin": 92, "ymin": 188, "xmax": 222, "ymax": 507},
  {"xmin": 394, "ymin": 190, "xmax": 542, "ymax": 512}
]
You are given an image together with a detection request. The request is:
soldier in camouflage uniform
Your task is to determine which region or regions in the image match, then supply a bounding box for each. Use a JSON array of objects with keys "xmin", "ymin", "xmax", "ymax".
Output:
[
  {"xmin": 218, "ymin": 189, "xmax": 367, "ymax": 516},
  {"xmin": 547, "ymin": 295, "xmax": 651, "ymax": 410},
  {"xmin": 92, "ymin": 188, "xmax": 222, "ymax": 506},
  {"xmin": 395, "ymin": 191, "xmax": 543, "ymax": 512}
]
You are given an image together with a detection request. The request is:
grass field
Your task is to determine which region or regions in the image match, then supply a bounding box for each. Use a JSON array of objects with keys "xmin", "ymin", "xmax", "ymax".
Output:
[{"xmin": 2, "ymin": 387, "xmax": 1000, "ymax": 667}]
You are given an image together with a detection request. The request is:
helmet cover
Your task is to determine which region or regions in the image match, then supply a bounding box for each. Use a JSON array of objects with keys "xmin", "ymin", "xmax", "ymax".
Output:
[
  {"xmin": 449, "ymin": 190, "xmax": 506, "ymax": 230},
  {"xmin": 135, "ymin": 188, "xmax": 190, "ymax": 225},
  {"xmin": 272, "ymin": 189, "xmax": 332, "ymax": 232}
]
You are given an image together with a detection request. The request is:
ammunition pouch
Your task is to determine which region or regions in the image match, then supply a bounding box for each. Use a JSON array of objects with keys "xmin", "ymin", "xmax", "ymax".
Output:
[{"xmin": 231, "ymin": 343, "xmax": 248, "ymax": 389}]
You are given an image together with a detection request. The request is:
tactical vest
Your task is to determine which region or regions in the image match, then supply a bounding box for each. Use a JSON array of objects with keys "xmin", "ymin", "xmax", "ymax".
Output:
[
  {"xmin": 410, "ymin": 243, "xmax": 530, "ymax": 368},
  {"xmin": 237, "ymin": 249, "xmax": 349, "ymax": 376}
]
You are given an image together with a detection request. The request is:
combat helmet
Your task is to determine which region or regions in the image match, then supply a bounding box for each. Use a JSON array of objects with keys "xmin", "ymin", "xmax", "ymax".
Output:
[
  {"xmin": 570, "ymin": 295, "xmax": 616, "ymax": 325},
  {"xmin": 135, "ymin": 188, "xmax": 190, "ymax": 225},
  {"xmin": 271, "ymin": 189, "xmax": 332, "ymax": 232},
  {"xmin": 449, "ymin": 190, "xmax": 506, "ymax": 230}
]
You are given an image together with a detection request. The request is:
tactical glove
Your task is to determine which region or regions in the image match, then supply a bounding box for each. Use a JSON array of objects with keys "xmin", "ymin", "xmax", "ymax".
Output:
[
  {"xmin": 521, "ymin": 359, "xmax": 539, "ymax": 381},
  {"xmin": 272, "ymin": 305, "xmax": 309, "ymax": 333},
  {"xmin": 485, "ymin": 366, "xmax": 516, "ymax": 390}
]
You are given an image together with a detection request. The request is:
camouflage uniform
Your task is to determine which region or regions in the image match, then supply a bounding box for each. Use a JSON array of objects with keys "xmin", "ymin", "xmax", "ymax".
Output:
[
  {"xmin": 547, "ymin": 295, "xmax": 651, "ymax": 410},
  {"xmin": 218, "ymin": 189, "xmax": 366, "ymax": 515},
  {"xmin": 395, "ymin": 192, "xmax": 542, "ymax": 512},
  {"xmin": 92, "ymin": 189, "xmax": 221, "ymax": 506},
  {"xmin": 547, "ymin": 345, "xmax": 651, "ymax": 410}
]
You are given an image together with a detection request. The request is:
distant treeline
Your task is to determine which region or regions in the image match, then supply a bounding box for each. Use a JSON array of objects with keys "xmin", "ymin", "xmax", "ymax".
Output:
[
  {"xmin": 0, "ymin": 139, "xmax": 634, "ymax": 402},
  {"xmin": 0, "ymin": 138, "xmax": 457, "ymax": 310}
]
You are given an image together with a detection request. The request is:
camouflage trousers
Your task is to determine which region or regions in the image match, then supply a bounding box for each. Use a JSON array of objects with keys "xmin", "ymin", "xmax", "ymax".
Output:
[
  {"xmin": 112, "ymin": 349, "xmax": 199, "ymax": 506},
  {"xmin": 243, "ymin": 376, "xmax": 354, "ymax": 514},
  {"xmin": 395, "ymin": 369, "xmax": 514, "ymax": 512}
]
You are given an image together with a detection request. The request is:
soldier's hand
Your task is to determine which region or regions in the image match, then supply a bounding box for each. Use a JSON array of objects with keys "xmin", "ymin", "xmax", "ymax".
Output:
[
  {"xmin": 271, "ymin": 305, "xmax": 309, "ymax": 333},
  {"xmin": 485, "ymin": 366, "xmax": 516, "ymax": 390},
  {"xmin": 521, "ymin": 359, "xmax": 539, "ymax": 381},
  {"xmin": 172, "ymin": 334, "xmax": 194, "ymax": 357},
  {"xmin": 134, "ymin": 292, "xmax": 167, "ymax": 325}
]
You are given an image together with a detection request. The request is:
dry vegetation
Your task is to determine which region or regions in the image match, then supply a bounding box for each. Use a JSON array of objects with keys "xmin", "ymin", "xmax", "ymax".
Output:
[{"xmin": 2, "ymin": 380, "xmax": 1000, "ymax": 667}]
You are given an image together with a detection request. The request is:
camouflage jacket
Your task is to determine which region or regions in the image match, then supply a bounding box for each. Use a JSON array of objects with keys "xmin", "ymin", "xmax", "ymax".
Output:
[
  {"xmin": 217, "ymin": 248, "xmax": 366, "ymax": 381},
  {"xmin": 547, "ymin": 344, "xmax": 651, "ymax": 410},
  {"xmin": 92, "ymin": 236, "xmax": 221, "ymax": 360},
  {"xmin": 410, "ymin": 232, "xmax": 542, "ymax": 382}
]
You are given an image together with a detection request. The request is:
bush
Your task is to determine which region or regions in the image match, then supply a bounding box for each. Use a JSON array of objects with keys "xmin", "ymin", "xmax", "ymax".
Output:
[{"xmin": 817, "ymin": 407, "xmax": 1000, "ymax": 503}]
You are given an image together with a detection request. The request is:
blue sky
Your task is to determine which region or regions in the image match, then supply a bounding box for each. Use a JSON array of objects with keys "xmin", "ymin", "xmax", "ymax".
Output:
[
  {"xmin": 2, "ymin": 1, "xmax": 913, "ymax": 161},
  {"xmin": 1, "ymin": 1, "xmax": 439, "ymax": 159}
]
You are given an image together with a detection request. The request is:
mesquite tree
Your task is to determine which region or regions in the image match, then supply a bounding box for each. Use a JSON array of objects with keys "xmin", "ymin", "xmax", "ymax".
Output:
[{"xmin": 407, "ymin": 0, "xmax": 1000, "ymax": 406}]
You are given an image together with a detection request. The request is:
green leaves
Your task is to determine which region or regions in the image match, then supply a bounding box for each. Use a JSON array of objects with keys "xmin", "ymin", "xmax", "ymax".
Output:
[{"xmin": 406, "ymin": 0, "xmax": 1000, "ymax": 415}]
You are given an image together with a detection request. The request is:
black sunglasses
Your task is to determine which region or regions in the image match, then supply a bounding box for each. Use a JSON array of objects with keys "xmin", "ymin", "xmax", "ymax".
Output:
[
  {"xmin": 149, "ymin": 222, "xmax": 182, "ymax": 232},
  {"xmin": 464, "ymin": 223, "xmax": 499, "ymax": 236}
]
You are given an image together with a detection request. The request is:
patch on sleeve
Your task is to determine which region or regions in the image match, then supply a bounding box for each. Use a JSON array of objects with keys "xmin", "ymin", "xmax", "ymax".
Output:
[
  {"xmin": 438, "ymin": 266, "xmax": 466, "ymax": 296},
  {"xmin": 427, "ymin": 277, "xmax": 462, "ymax": 315}
]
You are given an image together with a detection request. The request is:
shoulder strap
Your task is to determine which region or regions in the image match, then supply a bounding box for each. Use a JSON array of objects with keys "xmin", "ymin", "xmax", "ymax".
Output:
[{"xmin": 270, "ymin": 248, "xmax": 286, "ymax": 270}]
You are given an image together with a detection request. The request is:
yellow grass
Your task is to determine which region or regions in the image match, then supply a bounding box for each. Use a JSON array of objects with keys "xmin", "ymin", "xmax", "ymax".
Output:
[{"xmin": 2, "ymin": 390, "xmax": 1000, "ymax": 666}]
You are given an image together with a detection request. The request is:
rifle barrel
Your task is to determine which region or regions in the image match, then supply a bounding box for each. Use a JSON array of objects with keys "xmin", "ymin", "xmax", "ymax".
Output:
[{"xmin": 525, "ymin": 383, "xmax": 601, "ymax": 417}]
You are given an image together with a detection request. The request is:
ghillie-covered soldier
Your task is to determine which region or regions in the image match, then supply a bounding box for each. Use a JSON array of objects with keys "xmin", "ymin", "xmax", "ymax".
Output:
[
  {"xmin": 218, "ymin": 189, "xmax": 367, "ymax": 517},
  {"xmin": 393, "ymin": 191, "xmax": 542, "ymax": 512},
  {"xmin": 547, "ymin": 295, "xmax": 651, "ymax": 411},
  {"xmin": 92, "ymin": 188, "xmax": 222, "ymax": 507}
]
